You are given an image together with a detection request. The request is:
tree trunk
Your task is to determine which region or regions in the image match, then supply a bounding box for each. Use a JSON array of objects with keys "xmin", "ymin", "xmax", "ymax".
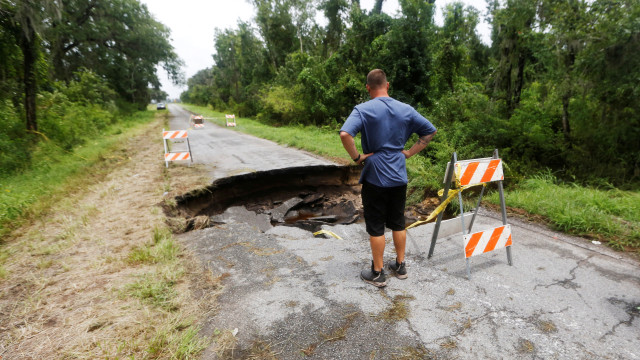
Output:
[
  {"xmin": 19, "ymin": 18, "xmax": 38, "ymax": 132},
  {"xmin": 505, "ymin": 63, "xmax": 512, "ymax": 116},
  {"xmin": 512, "ymin": 52, "xmax": 526, "ymax": 111},
  {"xmin": 373, "ymin": 0, "xmax": 384, "ymax": 14},
  {"xmin": 562, "ymin": 93, "xmax": 571, "ymax": 139},
  {"xmin": 298, "ymin": 28, "xmax": 304, "ymax": 53}
]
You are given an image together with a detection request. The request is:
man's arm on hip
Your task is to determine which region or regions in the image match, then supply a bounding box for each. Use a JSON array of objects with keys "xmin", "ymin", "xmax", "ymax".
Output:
[
  {"xmin": 340, "ymin": 131, "xmax": 372, "ymax": 164},
  {"xmin": 402, "ymin": 131, "xmax": 436, "ymax": 159}
]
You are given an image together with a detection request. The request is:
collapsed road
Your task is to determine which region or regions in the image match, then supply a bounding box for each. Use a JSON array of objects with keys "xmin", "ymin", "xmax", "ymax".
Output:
[{"xmin": 165, "ymin": 104, "xmax": 640, "ymax": 359}]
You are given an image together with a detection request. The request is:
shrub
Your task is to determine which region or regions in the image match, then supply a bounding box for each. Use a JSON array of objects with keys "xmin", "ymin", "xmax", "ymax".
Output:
[{"xmin": 0, "ymin": 100, "xmax": 30, "ymax": 175}]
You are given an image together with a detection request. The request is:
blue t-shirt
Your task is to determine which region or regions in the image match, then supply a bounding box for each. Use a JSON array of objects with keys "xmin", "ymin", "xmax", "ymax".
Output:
[{"xmin": 340, "ymin": 97, "xmax": 436, "ymax": 187}]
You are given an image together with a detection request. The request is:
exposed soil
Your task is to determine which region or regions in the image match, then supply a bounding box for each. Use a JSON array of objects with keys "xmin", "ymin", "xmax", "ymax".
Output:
[{"xmin": 166, "ymin": 165, "xmax": 446, "ymax": 233}]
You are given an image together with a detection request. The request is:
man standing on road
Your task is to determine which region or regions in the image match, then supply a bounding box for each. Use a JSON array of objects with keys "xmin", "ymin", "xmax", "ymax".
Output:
[{"xmin": 339, "ymin": 69, "xmax": 437, "ymax": 287}]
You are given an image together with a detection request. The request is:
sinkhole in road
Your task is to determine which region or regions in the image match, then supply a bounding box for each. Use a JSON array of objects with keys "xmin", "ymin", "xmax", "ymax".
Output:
[{"xmin": 167, "ymin": 165, "xmax": 444, "ymax": 233}]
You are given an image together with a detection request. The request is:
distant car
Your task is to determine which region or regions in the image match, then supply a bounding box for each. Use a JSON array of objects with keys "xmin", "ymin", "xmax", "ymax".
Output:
[{"xmin": 157, "ymin": 103, "xmax": 166, "ymax": 110}]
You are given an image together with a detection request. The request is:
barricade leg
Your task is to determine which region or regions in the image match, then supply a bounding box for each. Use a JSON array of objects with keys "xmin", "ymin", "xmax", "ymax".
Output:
[
  {"xmin": 498, "ymin": 180, "xmax": 513, "ymax": 266},
  {"xmin": 468, "ymin": 185, "xmax": 485, "ymax": 233},
  {"xmin": 453, "ymin": 152, "xmax": 471, "ymax": 279},
  {"xmin": 186, "ymin": 138, "xmax": 193, "ymax": 165},
  {"xmin": 428, "ymin": 152, "xmax": 456, "ymax": 259},
  {"xmin": 162, "ymin": 129, "xmax": 169, "ymax": 168},
  {"xmin": 493, "ymin": 149, "xmax": 512, "ymax": 266}
]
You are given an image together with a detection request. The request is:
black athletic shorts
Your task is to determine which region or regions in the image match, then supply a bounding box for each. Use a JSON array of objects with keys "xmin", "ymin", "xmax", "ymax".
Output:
[{"xmin": 361, "ymin": 181, "xmax": 407, "ymax": 237}]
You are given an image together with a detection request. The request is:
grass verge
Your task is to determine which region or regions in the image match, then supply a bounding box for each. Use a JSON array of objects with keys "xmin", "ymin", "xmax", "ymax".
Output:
[
  {"xmin": 0, "ymin": 108, "xmax": 213, "ymax": 358},
  {"xmin": 486, "ymin": 172, "xmax": 640, "ymax": 251},
  {"xmin": 0, "ymin": 110, "xmax": 154, "ymax": 238}
]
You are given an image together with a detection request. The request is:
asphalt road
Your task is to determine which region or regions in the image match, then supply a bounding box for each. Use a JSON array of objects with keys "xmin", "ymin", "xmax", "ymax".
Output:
[
  {"xmin": 167, "ymin": 105, "xmax": 640, "ymax": 359},
  {"xmin": 166, "ymin": 104, "xmax": 334, "ymax": 181}
]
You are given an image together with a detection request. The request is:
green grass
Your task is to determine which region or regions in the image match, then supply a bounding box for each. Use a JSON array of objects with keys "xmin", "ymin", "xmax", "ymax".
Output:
[
  {"xmin": 127, "ymin": 226, "xmax": 179, "ymax": 265},
  {"xmin": 147, "ymin": 318, "xmax": 209, "ymax": 358},
  {"xmin": 124, "ymin": 272, "xmax": 179, "ymax": 311},
  {"xmin": 0, "ymin": 110, "xmax": 155, "ymax": 238},
  {"xmin": 487, "ymin": 172, "xmax": 640, "ymax": 250},
  {"xmin": 122, "ymin": 225, "xmax": 210, "ymax": 357}
]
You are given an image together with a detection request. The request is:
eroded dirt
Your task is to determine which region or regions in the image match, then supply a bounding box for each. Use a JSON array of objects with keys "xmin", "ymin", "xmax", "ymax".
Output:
[{"xmin": 166, "ymin": 165, "xmax": 446, "ymax": 233}]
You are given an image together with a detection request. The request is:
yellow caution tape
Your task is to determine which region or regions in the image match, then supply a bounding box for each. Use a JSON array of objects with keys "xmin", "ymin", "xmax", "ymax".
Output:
[
  {"xmin": 313, "ymin": 230, "xmax": 343, "ymax": 240},
  {"xmin": 406, "ymin": 182, "xmax": 486, "ymax": 230}
]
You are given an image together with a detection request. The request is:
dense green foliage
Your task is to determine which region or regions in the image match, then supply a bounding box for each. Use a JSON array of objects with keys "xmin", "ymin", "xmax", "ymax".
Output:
[
  {"xmin": 182, "ymin": 0, "xmax": 639, "ymax": 187},
  {"xmin": 0, "ymin": 0, "xmax": 181, "ymax": 177}
]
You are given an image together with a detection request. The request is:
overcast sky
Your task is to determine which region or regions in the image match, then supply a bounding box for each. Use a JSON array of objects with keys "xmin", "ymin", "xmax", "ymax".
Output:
[{"xmin": 141, "ymin": 0, "xmax": 492, "ymax": 99}]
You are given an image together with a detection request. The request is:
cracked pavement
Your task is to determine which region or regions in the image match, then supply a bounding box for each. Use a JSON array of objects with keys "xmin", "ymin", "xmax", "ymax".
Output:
[{"xmin": 168, "ymin": 105, "xmax": 640, "ymax": 359}]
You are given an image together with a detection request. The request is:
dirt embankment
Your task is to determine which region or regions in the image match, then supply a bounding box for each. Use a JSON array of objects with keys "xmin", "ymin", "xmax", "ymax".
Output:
[{"xmin": 0, "ymin": 117, "xmax": 218, "ymax": 358}]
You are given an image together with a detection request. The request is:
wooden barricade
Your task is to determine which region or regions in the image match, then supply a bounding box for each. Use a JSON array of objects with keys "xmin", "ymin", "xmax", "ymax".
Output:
[
  {"xmin": 428, "ymin": 149, "xmax": 513, "ymax": 278},
  {"xmin": 190, "ymin": 115, "xmax": 205, "ymax": 129},
  {"xmin": 225, "ymin": 114, "xmax": 236, "ymax": 127},
  {"xmin": 163, "ymin": 129, "xmax": 193, "ymax": 168}
]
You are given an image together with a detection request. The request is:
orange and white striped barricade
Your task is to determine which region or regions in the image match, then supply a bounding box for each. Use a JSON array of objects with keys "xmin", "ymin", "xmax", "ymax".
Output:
[
  {"xmin": 225, "ymin": 114, "xmax": 236, "ymax": 127},
  {"xmin": 162, "ymin": 129, "xmax": 193, "ymax": 168},
  {"xmin": 190, "ymin": 115, "xmax": 205, "ymax": 129},
  {"xmin": 427, "ymin": 149, "xmax": 512, "ymax": 279}
]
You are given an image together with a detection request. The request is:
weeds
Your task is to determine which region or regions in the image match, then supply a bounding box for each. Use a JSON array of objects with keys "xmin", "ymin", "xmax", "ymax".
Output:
[
  {"xmin": 439, "ymin": 338, "xmax": 457, "ymax": 349},
  {"xmin": 126, "ymin": 226, "xmax": 178, "ymax": 265},
  {"xmin": 303, "ymin": 311, "xmax": 360, "ymax": 356},
  {"xmin": 446, "ymin": 288, "xmax": 455, "ymax": 296},
  {"xmin": 518, "ymin": 338, "xmax": 535, "ymax": 353},
  {"xmin": 444, "ymin": 302, "xmax": 462, "ymax": 312},
  {"xmin": 377, "ymin": 295, "xmax": 415, "ymax": 322},
  {"xmin": 124, "ymin": 273, "xmax": 179, "ymax": 311},
  {"xmin": 147, "ymin": 317, "xmax": 209, "ymax": 359},
  {"xmin": 392, "ymin": 345, "xmax": 436, "ymax": 360},
  {"xmin": 538, "ymin": 319, "xmax": 557, "ymax": 333},
  {"xmin": 214, "ymin": 329, "xmax": 238, "ymax": 359},
  {"xmin": 247, "ymin": 340, "xmax": 279, "ymax": 360}
]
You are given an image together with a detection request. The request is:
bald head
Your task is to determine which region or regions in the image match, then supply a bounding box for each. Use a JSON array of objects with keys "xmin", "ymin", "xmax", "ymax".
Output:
[{"xmin": 366, "ymin": 69, "xmax": 387, "ymax": 90}]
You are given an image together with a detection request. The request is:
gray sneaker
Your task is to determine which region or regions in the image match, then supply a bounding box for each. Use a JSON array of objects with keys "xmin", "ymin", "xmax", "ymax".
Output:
[
  {"xmin": 387, "ymin": 259, "xmax": 407, "ymax": 279},
  {"xmin": 361, "ymin": 261, "xmax": 387, "ymax": 287}
]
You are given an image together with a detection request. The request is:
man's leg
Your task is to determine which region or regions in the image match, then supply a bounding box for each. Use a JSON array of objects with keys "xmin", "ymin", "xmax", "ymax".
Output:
[
  {"xmin": 391, "ymin": 230, "xmax": 406, "ymax": 263},
  {"xmin": 370, "ymin": 235, "xmax": 386, "ymax": 271}
]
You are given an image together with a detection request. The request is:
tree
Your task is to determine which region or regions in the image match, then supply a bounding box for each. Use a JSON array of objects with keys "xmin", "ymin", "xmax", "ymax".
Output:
[
  {"xmin": 374, "ymin": 0, "xmax": 436, "ymax": 106},
  {"xmin": 47, "ymin": 0, "xmax": 183, "ymax": 108},
  {"xmin": 489, "ymin": 0, "xmax": 539, "ymax": 116},
  {"xmin": 149, "ymin": 88, "xmax": 168, "ymax": 103},
  {"xmin": 211, "ymin": 22, "xmax": 267, "ymax": 114},
  {"xmin": 319, "ymin": 0, "xmax": 348, "ymax": 57},
  {"xmin": 0, "ymin": 0, "xmax": 61, "ymax": 132},
  {"xmin": 250, "ymin": 0, "xmax": 298, "ymax": 71},
  {"xmin": 538, "ymin": 0, "xmax": 589, "ymax": 139},
  {"xmin": 289, "ymin": 0, "xmax": 317, "ymax": 54},
  {"xmin": 569, "ymin": 0, "xmax": 640, "ymax": 180}
]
